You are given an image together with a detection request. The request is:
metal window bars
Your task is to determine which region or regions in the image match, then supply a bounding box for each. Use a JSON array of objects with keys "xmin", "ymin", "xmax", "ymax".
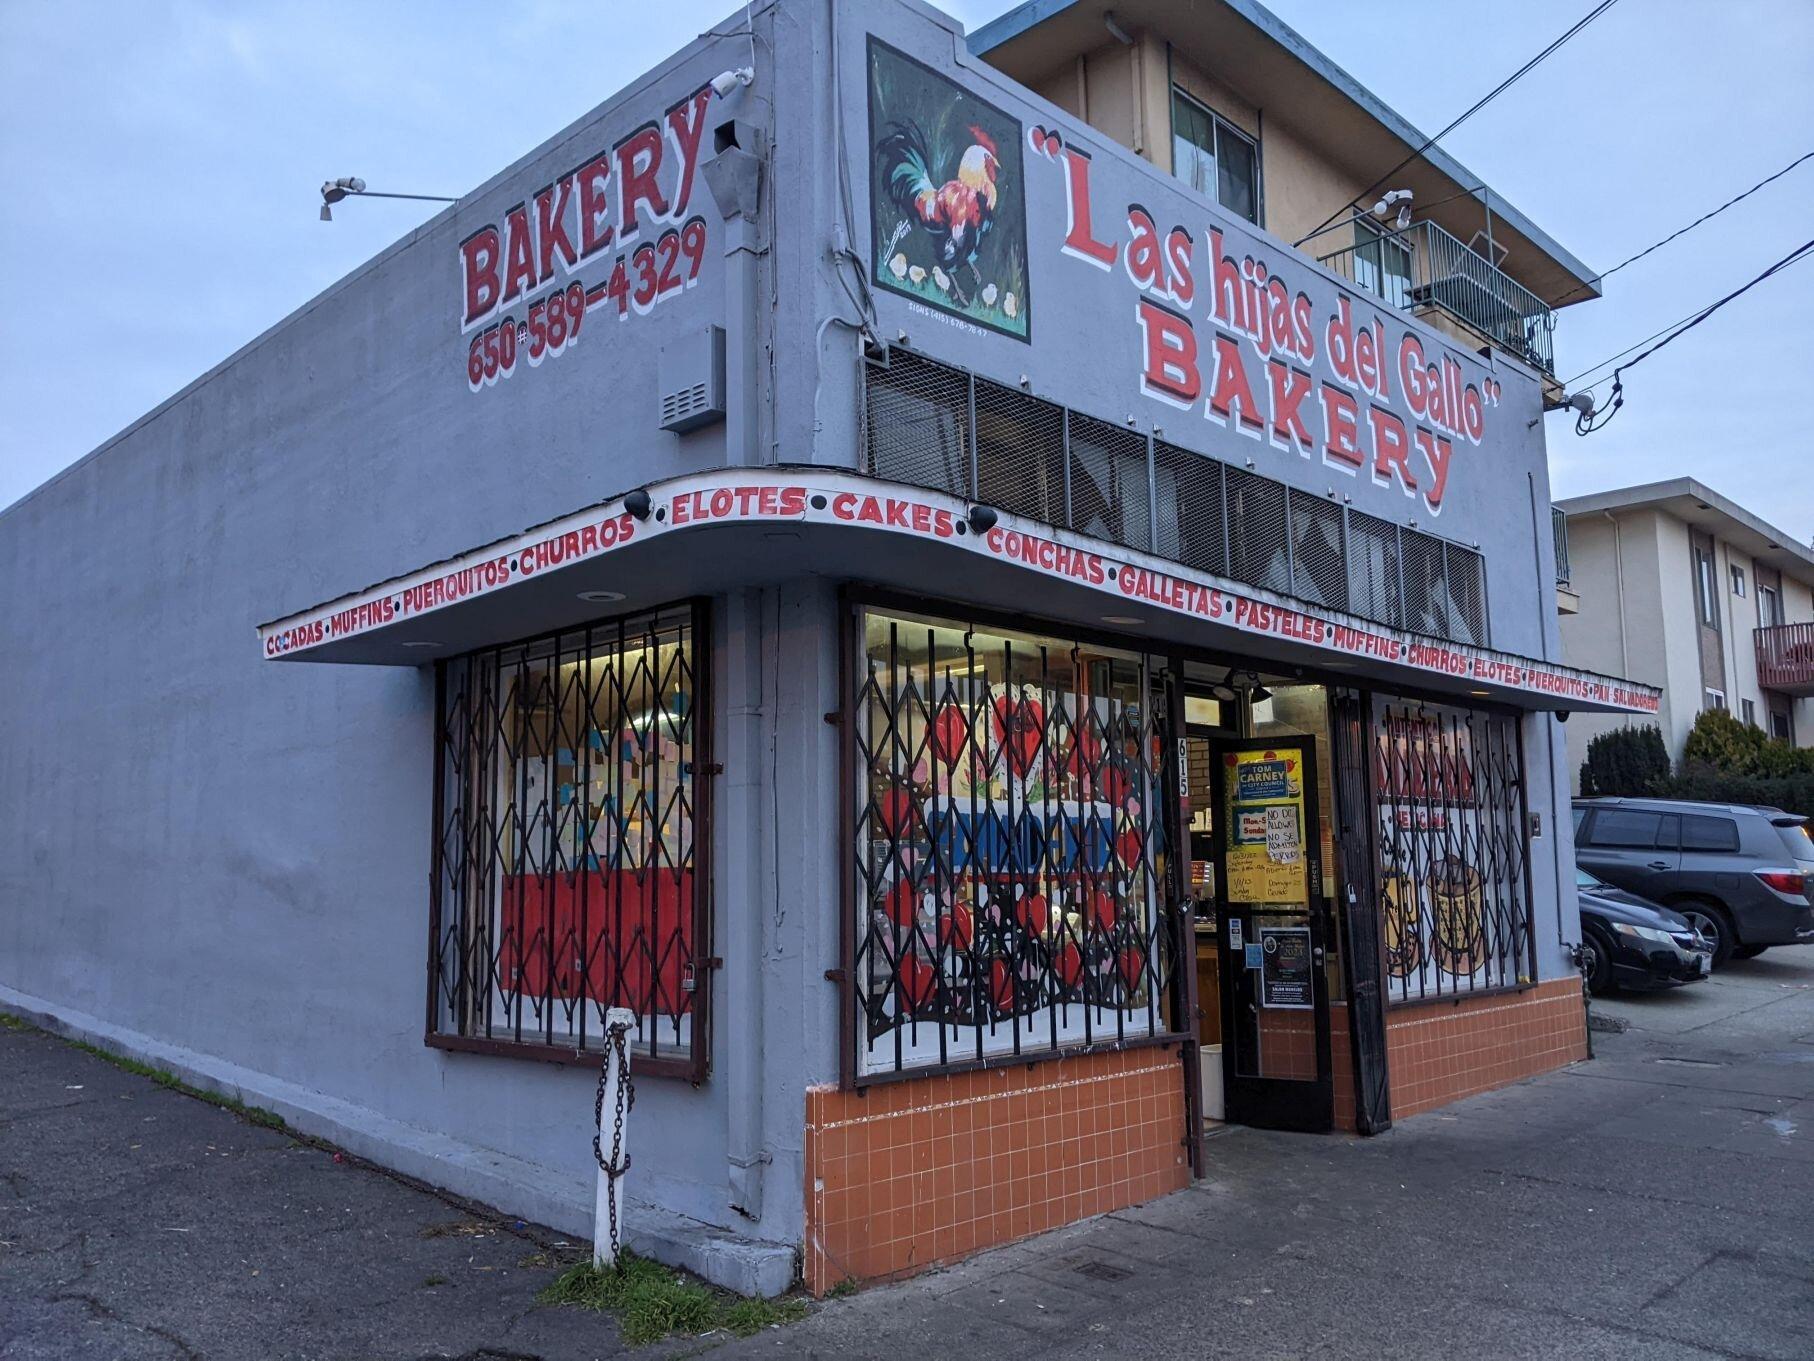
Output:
[
  {"xmin": 851, "ymin": 611, "xmax": 1180, "ymax": 1077},
  {"xmin": 1371, "ymin": 697, "xmax": 1533, "ymax": 1003},
  {"xmin": 863, "ymin": 347, "xmax": 1490, "ymax": 649},
  {"xmin": 428, "ymin": 601, "xmax": 708, "ymax": 1076}
]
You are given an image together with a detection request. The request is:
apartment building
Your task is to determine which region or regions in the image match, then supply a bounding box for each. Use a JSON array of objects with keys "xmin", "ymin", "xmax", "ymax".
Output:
[
  {"xmin": 974, "ymin": 0, "xmax": 1598, "ymax": 393},
  {"xmin": 1559, "ymin": 479, "xmax": 1814, "ymax": 781},
  {"xmin": 2, "ymin": 0, "xmax": 1649, "ymax": 1296}
]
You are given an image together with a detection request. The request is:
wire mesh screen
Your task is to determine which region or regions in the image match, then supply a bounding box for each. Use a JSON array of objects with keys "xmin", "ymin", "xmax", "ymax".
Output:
[
  {"xmin": 859, "ymin": 347, "xmax": 1496, "ymax": 650},
  {"xmin": 1445, "ymin": 546, "xmax": 1489, "ymax": 646},
  {"xmin": 1288, "ymin": 490, "xmax": 1348, "ymax": 611},
  {"xmin": 431, "ymin": 603, "xmax": 704, "ymax": 1069},
  {"xmin": 1226, "ymin": 466, "xmax": 1290, "ymax": 594},
  {"xmin": 864, "ymin": 350, "xmax": 971, "ymax": 497},
  {"xmin": 1400, "ymin": 530, "xmax": 1451, "ymax": 639},
  {"xmin": 1153, "ymin": 440, "xmax": 1227, "ymax": 577},
  {"xmin": 1346, "ymin": 510, "xmax": 1403, "ymax": 629},
  {"xmin": 852, "ymin": 608, "xmax": 1179, "ymax": 1076},
  {"xmin": 1373, "ymin": 697, "xmax": 1531, "ymax": 1003},
  {"xmin": 975, "ymin": 380, "xmax": 1065, "ymax": 525},
  {"xmin": 1067, "ymin": 414, "xmax": 1152, "ymax": 553}
]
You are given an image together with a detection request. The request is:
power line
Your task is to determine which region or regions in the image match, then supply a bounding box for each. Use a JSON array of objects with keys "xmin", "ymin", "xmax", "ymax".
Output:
[
  {"xmin": 1573, "ymin": 236, "xmax": 1814, "ymax": 435},
  {"xmin": 1564, "ymin": 238, "xmax": 1814, "ymax": 391},
  {"xmin": 1292, "ymin": 0, "xmax": 1622, "ymax": 248},
  {"xmin": 1554, "ymin": 150, "xmax": 1814, "ymax": 306}
]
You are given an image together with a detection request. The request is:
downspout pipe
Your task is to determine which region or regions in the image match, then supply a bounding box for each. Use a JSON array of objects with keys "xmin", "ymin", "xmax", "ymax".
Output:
[
  {"xmin": 702, "ymin": 112, "xmax": 770, "ymax": 1218},
  {"xmin": 702, "ymin": 117, "xmax": 766, "ymax": 470}
]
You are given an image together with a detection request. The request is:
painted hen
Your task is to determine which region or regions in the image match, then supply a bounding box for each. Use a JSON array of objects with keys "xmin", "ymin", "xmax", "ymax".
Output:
[{"xmin": 876, "ymin": 120, "xmax": 1000, "ymax": 306}]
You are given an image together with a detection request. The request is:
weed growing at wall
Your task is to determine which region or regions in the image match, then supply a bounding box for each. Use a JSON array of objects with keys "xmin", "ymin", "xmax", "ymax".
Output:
[{"xmin": 538, "ymin": 1253, "xmax": 808, "ymax": 1345}]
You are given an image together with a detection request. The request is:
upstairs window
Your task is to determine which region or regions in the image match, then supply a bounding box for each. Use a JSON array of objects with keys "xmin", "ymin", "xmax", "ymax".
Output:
[
  {"xmin": 1731, "ymin": 564, "xmax": 1747, "ymax": 597},
  {"xmin": 1760, "ymin": 583, "xmax": 1785, "ymax": 627},
  {"xmin": 1694, "ymin": 546, "xmax": 1719, "ymax": 628},
  {"xmin": 1353, "ymin": 218, "xmax": 1413, "ymax": 310},
  {"xmin": 1170, "ymin": 88, "xmax": 1258, "ymax": 223}
]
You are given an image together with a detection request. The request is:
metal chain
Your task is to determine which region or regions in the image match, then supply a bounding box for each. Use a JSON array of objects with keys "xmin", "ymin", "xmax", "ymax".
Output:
[{"xmin": 591, "ymin": 1019, "xmax": 636, "ymax": 1267}]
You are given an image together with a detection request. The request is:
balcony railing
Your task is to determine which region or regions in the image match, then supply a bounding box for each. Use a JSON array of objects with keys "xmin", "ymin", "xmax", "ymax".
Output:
[
  {"xmin": 1317, "ymin": 217, "xmax": 1557, "ymax": 378},
  {"xmin": 1553, "ymin": 507, "xmax": 1571, "ymax": 587},
  {"xmin": 1756, "ymin": 622, "xmax": 1814, "ymax": 697}
]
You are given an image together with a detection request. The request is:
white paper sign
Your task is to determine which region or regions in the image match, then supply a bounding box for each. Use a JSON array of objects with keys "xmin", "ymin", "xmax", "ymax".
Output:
[{"xmin": 1265, "ymin": 806, "xmax": 1301, "ymax": 865}]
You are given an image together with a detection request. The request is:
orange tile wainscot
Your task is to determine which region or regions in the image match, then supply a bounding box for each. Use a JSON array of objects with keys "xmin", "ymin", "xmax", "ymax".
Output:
[
  {"xmin": 1384, "ymin": 976, "xmax": 1589, "ymax": 1120},
  {"xmin": 804, "ymin": 1046, "xmax": 1190, "ymax": 1295}
]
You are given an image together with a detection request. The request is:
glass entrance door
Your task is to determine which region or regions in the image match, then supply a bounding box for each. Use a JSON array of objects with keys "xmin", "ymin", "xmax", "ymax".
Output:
[{"xmin": 1211, "ymin": 735, "xmax": 1334, "ymax": 1132}]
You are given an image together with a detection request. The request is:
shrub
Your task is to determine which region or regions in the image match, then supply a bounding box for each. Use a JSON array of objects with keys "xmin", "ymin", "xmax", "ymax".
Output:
[{"xmin": 1579, "ymin": 724, "xmax": 1670, "ymax": 797}]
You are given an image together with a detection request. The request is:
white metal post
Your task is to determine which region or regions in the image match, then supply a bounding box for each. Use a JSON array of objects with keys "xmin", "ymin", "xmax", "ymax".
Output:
[{"xmin": 593, "ymin": 1007, "xmax": 636, "ymax": 1268}]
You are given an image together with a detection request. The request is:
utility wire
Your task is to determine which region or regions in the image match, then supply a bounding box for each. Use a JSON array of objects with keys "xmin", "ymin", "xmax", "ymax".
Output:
[
  {"xmin": 1554, "ymin": 150, "xmax": 1814, "ymax": 307},
  {"xmin": 1573, "ymin": 236, "xmax": 1814, "ymax": 435},
  {"xmin": 1564, "ymin": 237, "xmax": 1814, "ymax": 391},
  {"xmin": 1292, "ymin": 0, "xmax": 1622, "ymax": 248}
]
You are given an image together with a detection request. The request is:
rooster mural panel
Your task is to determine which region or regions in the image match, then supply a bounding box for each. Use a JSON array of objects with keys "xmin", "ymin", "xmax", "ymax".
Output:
[{"xmin": 867, "ymin": 38, "xmax": 1030, "ymax": 341}]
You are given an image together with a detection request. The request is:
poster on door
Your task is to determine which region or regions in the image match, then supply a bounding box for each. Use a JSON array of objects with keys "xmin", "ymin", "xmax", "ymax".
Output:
[
  {"xmin": 1259, "ymin": 926, "xmax": 1314, "ymax": 1009},
  {"xmin": 1223, "ymin": 749, "xmax": 1308, "ymax": 905}
]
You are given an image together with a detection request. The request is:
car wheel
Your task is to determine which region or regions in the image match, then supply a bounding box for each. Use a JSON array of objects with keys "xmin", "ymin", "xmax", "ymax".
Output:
[
  {"xmin": 1731, "ymin": 944, "xmax": 1768, "ymax": 960},
  {"xmin": 1676, "ymin": 901, "xmax": 1736, "ymax": 969},
  {"xmin": 1581, "ymin": 929, "xmax": 1615, "ymax": 996}
]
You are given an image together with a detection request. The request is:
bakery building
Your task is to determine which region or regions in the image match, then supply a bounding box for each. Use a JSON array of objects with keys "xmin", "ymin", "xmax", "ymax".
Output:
[{"xmin": 0, "ymin": 0, "xmax": 1658, "ymax": 1297}]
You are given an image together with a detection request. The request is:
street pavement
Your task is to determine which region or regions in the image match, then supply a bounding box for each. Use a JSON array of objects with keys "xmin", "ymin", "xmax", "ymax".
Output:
[{"xmin": 4, "ymin": 949, "xmax": 1812, "ymax": 1360}]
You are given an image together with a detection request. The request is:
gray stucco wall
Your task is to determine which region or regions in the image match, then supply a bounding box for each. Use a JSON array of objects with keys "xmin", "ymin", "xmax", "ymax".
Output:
[{"xmin": 0, "ymin": 12, "xmax": 826, "ymax": 1271}]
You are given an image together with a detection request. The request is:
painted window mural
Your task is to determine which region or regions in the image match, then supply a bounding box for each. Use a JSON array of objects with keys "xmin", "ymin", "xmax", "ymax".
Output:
[
  {"xmin": 430, "ymin": 603, "xmax": 704, "ymax": 1072},
  {"xmin": 1372, "ymin": 698, "xmax": 1533, "ymax": 1002},
  {"xmin": 868, "ymin": 37, "xmax": 1030, "ymax": 341},
  {"xmin": 852, "ymin": 608, "xmax": 1179, "ymax": 1076}
]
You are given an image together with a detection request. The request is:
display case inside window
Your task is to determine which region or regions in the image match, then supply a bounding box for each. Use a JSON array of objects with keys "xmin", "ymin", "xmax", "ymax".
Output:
[
  {"xmin": 431, "ymin": 605, "xmax": 702, "ymax": 1064},
  {"xmin": 1372, "ymin": 697, "xmax": 1532, "ymax": 1003},
  {"xmin": 852, "ymin": 609, "xmax": 1180, "ymax": 1076}
]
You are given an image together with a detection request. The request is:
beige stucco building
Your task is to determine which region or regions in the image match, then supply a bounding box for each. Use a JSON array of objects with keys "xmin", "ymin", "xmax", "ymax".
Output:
[{"xmin": 1558, "ymin": 480, "xmax": 1814, "ymax": 787}]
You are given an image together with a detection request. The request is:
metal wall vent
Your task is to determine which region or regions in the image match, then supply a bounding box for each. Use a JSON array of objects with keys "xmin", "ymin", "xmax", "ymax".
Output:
[{"xmin": 657, "ymin": 326, "xmax": 725, "ymax": 433}]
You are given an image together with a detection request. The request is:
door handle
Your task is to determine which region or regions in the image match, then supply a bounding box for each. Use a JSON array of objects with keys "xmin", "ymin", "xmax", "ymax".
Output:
[
  {"xmin": 1646, "ymin": 860, "xmax": 1670, "ymax": 870},
  {"xmin": 1313, "ymin": 946, "xmax": 1326, "ymax": 964}
]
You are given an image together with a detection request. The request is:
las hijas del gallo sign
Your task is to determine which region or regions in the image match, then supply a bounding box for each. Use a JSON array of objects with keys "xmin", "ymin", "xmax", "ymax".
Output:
[{"xmin": 1032, "ymin": 126, "xmax": 1506, "ymax": 518}]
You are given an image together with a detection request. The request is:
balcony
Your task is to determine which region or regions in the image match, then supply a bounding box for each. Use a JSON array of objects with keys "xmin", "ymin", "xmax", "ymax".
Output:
[
  {"xmin": 1756, "ymin": 623, "xmax": 1814, "ymax": 697},
  {"xmin": 1553, "ymin": 506, "xmax": 1571, "ymax": 587},
  {"xmin": 1317, "ymin": 217, "xmax": 1558, "ymax": 378}
]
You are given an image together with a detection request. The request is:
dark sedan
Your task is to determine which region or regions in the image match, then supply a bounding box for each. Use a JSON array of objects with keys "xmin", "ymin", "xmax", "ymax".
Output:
[{"xmin": 1576, "ymin": 868, "xmax": 1712, "ymax": 995}]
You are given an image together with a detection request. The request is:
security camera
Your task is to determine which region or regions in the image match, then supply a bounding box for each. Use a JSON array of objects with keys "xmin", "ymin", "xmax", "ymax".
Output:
[
  {"xmin": 1566, "ymin": 391, "xmax": 1596, "ymax": 417},
  {"xmin": 710, "ymin": 67, "xmax": 754, "ymax": 98}
]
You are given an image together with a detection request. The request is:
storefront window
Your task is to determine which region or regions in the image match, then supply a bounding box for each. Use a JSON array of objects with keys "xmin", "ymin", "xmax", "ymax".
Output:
[
  {"xmin": 852, "ymin": 608, "xmax": 1180, "ymax": 1076},
  {"xmin": 429, "ymin": 603, "xmax": 704, "ymax": 1071},
  {"xmin": 1373, "ymin": 698, "xmax": 1532, "ymax": 1003}
]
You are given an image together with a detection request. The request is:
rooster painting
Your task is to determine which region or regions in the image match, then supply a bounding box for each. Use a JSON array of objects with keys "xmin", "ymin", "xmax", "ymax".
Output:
[
  {"xmin": 876, "ymin": 121, "xmax": 999, "ymax": 307},
  {"xmin": 868, "ymin": 38, "xmax": 1029, "ymax": 339}
]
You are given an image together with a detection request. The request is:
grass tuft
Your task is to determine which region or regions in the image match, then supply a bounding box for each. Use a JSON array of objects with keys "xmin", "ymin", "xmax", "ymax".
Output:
[
  {"xmin": 719, "ymin": 1295, "xmax": 809, "ymax": 1336},
  {"xmin": 58, "ymin": 1034, "xmax": 287, "ymax": 1131},
  {"xmin": 537, "ymin": 1252, "xmax": 807, "ymax": 1346}
]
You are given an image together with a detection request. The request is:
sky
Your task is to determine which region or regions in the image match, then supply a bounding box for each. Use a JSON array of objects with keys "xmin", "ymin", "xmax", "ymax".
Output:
[{"xmin": 3, "ymin": 0, "xmax": 1811, "ymax": 535}]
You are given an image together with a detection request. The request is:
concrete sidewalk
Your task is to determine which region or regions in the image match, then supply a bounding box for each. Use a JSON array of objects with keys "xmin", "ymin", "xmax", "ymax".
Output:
[
  {"xmin": 0, "ymin": 1020, "xmax": 660, "ymax": 1360},
  {"xmin": 4, "ymin": 951, "xmax": 1813, "ymax": 1359},
  {"xmin": 716, "ymin": 952, "xmax": 1814, "ymax": 1360}
]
